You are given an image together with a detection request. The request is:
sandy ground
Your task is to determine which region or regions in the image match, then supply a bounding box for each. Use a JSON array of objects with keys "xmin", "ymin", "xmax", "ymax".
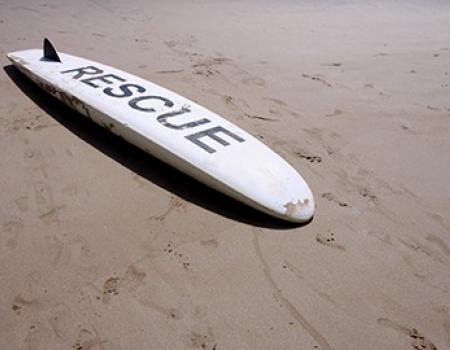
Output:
[{"xmin": 1, "ymin": 0, "xmax": 450, "ymax": 349}]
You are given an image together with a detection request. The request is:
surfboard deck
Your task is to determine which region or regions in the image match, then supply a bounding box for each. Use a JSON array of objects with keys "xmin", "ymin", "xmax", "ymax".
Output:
[{"xmin": 6, "ymin": 39, "xmax": 314, "ymax": 223}]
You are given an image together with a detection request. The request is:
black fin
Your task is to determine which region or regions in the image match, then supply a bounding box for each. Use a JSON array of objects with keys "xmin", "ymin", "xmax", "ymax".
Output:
[{"xmin": 43, "ymin": 38, "xmax": 61, "ymax": 62}]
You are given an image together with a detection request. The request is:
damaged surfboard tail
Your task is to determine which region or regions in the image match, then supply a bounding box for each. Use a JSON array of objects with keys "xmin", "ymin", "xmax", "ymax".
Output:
[{"xmin": 43, "ymin": 38, "xmax": 61, "ymax": 62}]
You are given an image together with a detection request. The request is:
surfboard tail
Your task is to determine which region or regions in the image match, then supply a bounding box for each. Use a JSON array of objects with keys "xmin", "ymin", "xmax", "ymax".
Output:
[{"xmin": 43, "ymin": 38, "xmax": 61, "ymax": 62}]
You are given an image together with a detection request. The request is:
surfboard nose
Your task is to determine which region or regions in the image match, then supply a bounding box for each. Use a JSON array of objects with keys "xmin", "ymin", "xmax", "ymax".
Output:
[
  {"xmin": 6, "ymin": 49, "xmax": 42, "ymax": 67},
  {"xmin": 282, "ymin": 195, "xmax": 315, "ymax": 223},
  {"xmin": 6, "ymin": 51, "xmax": 24, "ymax": 65}
]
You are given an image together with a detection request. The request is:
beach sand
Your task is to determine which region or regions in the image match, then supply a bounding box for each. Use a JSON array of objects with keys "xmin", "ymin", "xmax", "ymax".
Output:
[{"xmin": 1, "ymin": 1, "xmax": 449, "ymax": 349}]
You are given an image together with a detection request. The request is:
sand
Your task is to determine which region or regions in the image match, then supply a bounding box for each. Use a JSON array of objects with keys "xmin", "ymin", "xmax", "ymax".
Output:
[{"xmin": 1, "ymin": 0, "xmax": 449, "ymax": 349}]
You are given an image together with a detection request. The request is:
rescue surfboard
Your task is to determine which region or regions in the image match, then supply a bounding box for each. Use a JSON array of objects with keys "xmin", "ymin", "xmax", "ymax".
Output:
[{"xmin": 7, "ymin": 39, "xmax": 314, "ymax": 223}]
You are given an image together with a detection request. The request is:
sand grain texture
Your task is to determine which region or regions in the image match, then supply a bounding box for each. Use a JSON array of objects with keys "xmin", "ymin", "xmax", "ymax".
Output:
[{"xmin": 1, "ymin": 1, "xmax": 449, "ymax": 349}]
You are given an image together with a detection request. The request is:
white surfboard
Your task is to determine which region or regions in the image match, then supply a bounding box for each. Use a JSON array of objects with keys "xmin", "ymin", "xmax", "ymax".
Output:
[{"xmin": 7, "ymin": 39, "xmax": 314, "ymax": 223}]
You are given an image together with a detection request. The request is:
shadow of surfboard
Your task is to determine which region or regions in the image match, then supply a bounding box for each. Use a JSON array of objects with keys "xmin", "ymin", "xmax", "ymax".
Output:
[{"xmin": 4, "ymin": 64, "xmax": 312, "ymax": 229}]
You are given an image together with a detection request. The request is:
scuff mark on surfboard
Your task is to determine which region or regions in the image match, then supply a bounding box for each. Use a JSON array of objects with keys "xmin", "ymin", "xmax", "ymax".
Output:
[
  {"xmin": 283, "ymin": 199, "xmax": 310, "ymax": 217},
  {"xmin": 36, "ymin": 80, "xmax": 92, "ymax": 118}
]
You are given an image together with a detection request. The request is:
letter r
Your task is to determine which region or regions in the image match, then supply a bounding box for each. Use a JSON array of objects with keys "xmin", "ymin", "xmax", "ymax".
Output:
[{"xmin": 60, "ymin": 66, "xmax": 104, "ymax": 79}]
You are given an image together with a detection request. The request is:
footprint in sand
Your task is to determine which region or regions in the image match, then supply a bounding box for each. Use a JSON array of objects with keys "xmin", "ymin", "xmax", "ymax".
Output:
[
  {"xmin": 378, "ymin": 318, "xmax": 438, "ymax": 350},
  {"xmin": 359, "ymin": 187, "xmax": 378, "ymax": 204},
  {"xmin": 102, "ymin": 276, "xmax": 120, "ymax": 300},
  {"xmin": 71, "ymin": 328, "xmax": 105, "ymax": 350},
  {"xmin": 188, "ymin": 329, "xmax": 217, "ymax": 350},
  {"xmin": 11, "ymin": 295, "xmax": 38, "ymax": 315},
  {"xmin": 325, "ymin": 109, "xmax": 343, "ymax": 117},
  {"xmin": 301, "ymin": 74, "xmax": 332, "ymax": 87},
  {"xmin": 200, "ymin": 239, "xmax": 219, "ymax": 252},
  {"xmin": 321, "ymin": 192, "xmax": 349, "ymax": 208},
  {"xmin": 316, "ymin": 233, "xmax": 345, "ymax": 251},
  {"xmin": 295, "ymin": 151, "xmax": 322, "ymax": 163},
  {"xmin": 72, "ymin": 342, "xmax": 83, "ymax": 350},
  {"xmin": 164, "ymin": 242, "xmax": 192, "ymax": 270},
  {"xmin": 191, "ymin": 56, "xmax": 230, "ymax": 78},
  {"xmin": 98, "ymin": 264, "xmax": 149, "ymax": 302}
]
